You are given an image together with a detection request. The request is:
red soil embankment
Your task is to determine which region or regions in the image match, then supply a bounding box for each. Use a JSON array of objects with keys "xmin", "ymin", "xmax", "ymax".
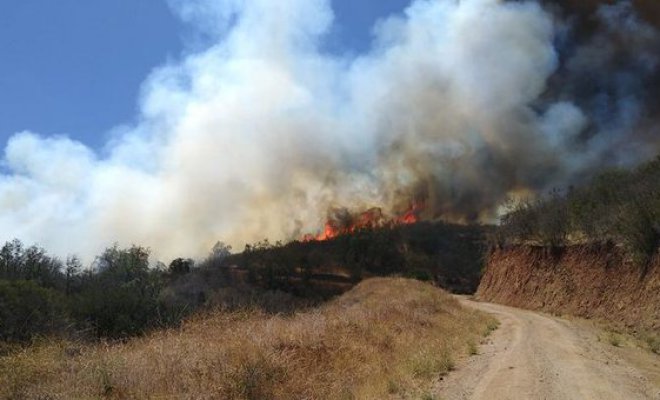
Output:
[{"xmin": 476, "ymin": 244, "xmax": 660, "ymax": 332}]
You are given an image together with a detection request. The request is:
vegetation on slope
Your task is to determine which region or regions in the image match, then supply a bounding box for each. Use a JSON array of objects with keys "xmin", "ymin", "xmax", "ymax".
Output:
[
  {"xmin": 0, "ymin": 221, "xmax": 488, "ymax": 343},
  {"xmin": 226, "ymin": 221, "xmax": 488, "ymax": 295},
  {"xmin": 482, "ymin": 156, "xmax": 660, "ymax": 347},
  {"xmin": 0, "ymin": 242, "xmax": 177, "ymax": 341},
  {"xmin": 0, "ymin": 278, "xmax": 497, "ymax": 400},
  {"xmin": 494, "ymin": 156, "xmax": 660, "ymax": 265}
]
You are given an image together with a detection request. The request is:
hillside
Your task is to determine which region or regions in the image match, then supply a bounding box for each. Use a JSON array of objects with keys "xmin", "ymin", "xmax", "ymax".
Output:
[
  {"xmin": 477, "ymin": 156, "xmax": 660, "ymax": 350},
  {"xmin": 477, "ymin": 245, "xmax": 659, "ymax": 340},
  {"xmin": 495, "ymin": 156, "xmax": 659, "ymax": 262},
  {"xmin": 222, "ymin": 221, "xmax": 489, "ymax": 296},
  {"xmin": 1, "ymin": 278, "xmax": 497, "ymax": 400},
  {"xmin": 0, "ymin": 220, "xmax": 488, "ymax": 347}
]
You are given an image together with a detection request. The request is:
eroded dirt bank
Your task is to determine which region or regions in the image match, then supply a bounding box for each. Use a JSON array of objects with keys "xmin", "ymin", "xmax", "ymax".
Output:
[{"xmin": 476, "ymin": 244, "xmax": 659, "ymax": 332}]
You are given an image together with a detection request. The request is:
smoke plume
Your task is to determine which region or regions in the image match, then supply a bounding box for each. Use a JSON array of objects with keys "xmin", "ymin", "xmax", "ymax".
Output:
[{"xmin": 1, "ymin": 0, "xmax": 659, "ymax": 261}]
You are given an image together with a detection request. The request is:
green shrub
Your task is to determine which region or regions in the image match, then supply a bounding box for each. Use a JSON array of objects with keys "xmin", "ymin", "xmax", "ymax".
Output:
[
  {"xmin": 71, "ymin": 245, "xmax": 164, "ymax": 338},
  {"xmin": 466, "ymin": 338, "xmax": 478, "ymax": 355},
  {"xmin": 607, "ymin": 332, "xmax": 622, "ymax": 347},
  {"xmin": 0, "ymin": 280, "xmax": 68, "ymax": 342},
  {"xmin": 483, "ymin": 319, "xmax": 499, "ymax": 337},
  {"xmin": 498, "ymin": 156, "xmax": 660, "ymax": 264}
]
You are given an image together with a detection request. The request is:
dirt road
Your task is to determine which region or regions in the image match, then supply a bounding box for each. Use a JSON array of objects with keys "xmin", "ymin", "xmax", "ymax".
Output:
[{"xmin": 437, "ymin": 299, "xmax": 660, "ymax": 400}]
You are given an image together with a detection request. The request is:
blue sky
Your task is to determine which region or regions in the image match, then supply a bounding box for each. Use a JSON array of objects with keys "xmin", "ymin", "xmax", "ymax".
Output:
[{"xmin": 0, "ymin": 0, "xmax": 409, "ymax": 151}]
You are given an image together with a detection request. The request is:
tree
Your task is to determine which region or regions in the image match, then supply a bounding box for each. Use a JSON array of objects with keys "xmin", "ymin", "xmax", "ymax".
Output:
[
  {"xmin": 65, "ymin": 255, "xmax": 83, "ymax": 295},
  {"xmin": 168, "ymin": 258, "xmax": 194, "ymax": 276},
  {"xmin": 211, "ymin": 241, "xmax": 232, "ymax": 262},
  {"xmin": 0, "ymin": 239, "xmax": 65, "ymax": 289},
  {"xmin": 72, "ymin": 245, "xmax": 164, "ymax": 338}
]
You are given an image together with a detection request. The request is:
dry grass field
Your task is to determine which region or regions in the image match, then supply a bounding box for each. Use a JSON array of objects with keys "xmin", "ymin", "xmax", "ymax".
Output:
[{"xmin": 1, "ymin": 278, "xmax": 497, "ymax": 400}]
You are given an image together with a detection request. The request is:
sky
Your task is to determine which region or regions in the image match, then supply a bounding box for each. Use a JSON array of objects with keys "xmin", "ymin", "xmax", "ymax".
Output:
[
  {"xmin": 0, "ymin": 0, "xmax": 657, "ymax": 262},
  {"xmin": 0, "ymin": 0, "xmax": 409, "ymax": 151}
]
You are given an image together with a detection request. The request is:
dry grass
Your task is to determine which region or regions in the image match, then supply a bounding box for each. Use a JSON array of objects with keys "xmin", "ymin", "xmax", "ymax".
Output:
[
  {"xmin": 0, "ymin": 278, "xmax": 496, "ymax": 399},
  {"xmin": 644, "ymin": 334, "xmax": 660, "ymax": 354}
]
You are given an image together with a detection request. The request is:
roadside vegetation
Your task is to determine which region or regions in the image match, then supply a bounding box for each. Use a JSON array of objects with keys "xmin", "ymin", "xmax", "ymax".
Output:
[
  {"xmin": 488, "ymin": 156, "xmax": 659, "ymax": 352},
  {"xmin": 596, "ymin": 327, "xmax": 660, "ymax": 355},
  {"xmin": 494, "ymin": 156, "xmax": 660, "ymax": 266},
  {"xmin": 0, "ymin": 221, "xmax": 487, "ymax": 344},
  {"xmin": 0, "ymin": 278, "xmax": 497, "ymax": 400}
]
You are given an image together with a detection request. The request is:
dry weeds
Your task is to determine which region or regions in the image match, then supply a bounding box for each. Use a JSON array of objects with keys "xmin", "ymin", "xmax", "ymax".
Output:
[{"xmin": 0, "ymin": 278, "xmax": 496, "ymax": 399}]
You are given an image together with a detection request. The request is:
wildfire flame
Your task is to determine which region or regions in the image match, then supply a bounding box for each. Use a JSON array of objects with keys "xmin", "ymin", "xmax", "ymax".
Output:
[
  {"xmin": 302, "ymin": 203, "xmax": 424, "ymax": 242},
  {"xmin": 395, "ymin": 202, "xmax": 424, "ymax": 225}
]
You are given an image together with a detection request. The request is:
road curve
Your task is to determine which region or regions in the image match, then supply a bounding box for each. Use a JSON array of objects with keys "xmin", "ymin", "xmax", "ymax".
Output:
[{"xmin": 437, "ymin": 299, "xmax": 660, "ymax": 400}]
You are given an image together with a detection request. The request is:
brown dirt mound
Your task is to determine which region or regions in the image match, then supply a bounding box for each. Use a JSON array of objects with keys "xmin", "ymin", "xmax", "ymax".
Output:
[{"xmin": 476, "ymin": 244, "xmax": 660, "ymax": 333}]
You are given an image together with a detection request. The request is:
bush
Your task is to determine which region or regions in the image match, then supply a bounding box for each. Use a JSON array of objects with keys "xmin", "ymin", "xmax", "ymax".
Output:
[
  {"xmin": 646, "ymin": 335, "xmax": 660, "ymax": 354},
  {"xmin": 498, "ymin": 156, "xmax": 660, "ymax": 264},
  {"xmin": 0, "ymin": 280, "xmax": 68, "ymax": 342},
  {"xmin": 168, "ymin": 258, "xmax": 193, "ymax": 277},
  {"xmin": 614, "ymin": 203, "xmax": 659, "ymax": 267},
  {"xmin": 71, "ymin": 245, "xmax": 164, "ymax": 338},
  {"xmin": 536, "ymin": 190, "xmax": 569, "ymax": 247}
]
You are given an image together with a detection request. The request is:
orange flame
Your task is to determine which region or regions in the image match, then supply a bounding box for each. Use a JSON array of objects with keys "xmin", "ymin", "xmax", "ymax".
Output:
[
  {"xmin": 303, "ymin": 203, "xmax": 424, "ymax": 242},
  {"xmin": 395, "ymin": 202, "xmax": 424, "ymax": 225}
]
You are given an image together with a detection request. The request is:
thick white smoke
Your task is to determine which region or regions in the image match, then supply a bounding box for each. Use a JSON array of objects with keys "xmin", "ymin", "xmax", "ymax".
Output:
[{"xmin": 0, "ymin": 0, "xmax": 657, "ymax": 262}]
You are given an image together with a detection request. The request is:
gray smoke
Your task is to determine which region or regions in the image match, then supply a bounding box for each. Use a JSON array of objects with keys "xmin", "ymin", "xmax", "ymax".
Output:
[{"xmin": 0, "ymin": 0, "xmax": 658, "ymax": 261}]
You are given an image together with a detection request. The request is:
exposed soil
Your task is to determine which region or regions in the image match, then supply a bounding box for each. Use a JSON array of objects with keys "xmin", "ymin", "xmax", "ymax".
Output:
[
  {"xmin": 437, "ymin": 298, "xmax": 660, "ymax": 400},
  {"xmin": 476, "ymin": 244, "xmax": 660, "ymax": 333}
]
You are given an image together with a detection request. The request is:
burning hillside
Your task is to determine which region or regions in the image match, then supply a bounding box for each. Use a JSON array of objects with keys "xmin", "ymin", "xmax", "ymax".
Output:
[
  {"xmin": 302, "ymin": 203, "xmax": 424, "ymax": 242},
  {"xmin": 0, "ymin": 0, "xmax": 659, "ymax": 261}
]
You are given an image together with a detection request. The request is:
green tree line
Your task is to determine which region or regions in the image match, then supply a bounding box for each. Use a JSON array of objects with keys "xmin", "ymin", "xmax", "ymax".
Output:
[{"xmin": 0, "ymin": 241, "xmax": 207, "ymax": 342}]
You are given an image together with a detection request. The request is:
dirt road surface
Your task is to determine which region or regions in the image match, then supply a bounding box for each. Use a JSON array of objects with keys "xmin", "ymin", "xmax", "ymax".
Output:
[{"xmin": 437, "ymin": 299, "xmax": 660, "ymax": 400}]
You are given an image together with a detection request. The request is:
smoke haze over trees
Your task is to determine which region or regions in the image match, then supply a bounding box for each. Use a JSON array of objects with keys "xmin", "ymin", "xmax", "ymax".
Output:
[
  {"xmin": 496, "ymin": 156, "xmax": 660, "ymax": 266},
  {"xmin": 0, "ymin": 0, "xmax": 659, "ymax": 260}
]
